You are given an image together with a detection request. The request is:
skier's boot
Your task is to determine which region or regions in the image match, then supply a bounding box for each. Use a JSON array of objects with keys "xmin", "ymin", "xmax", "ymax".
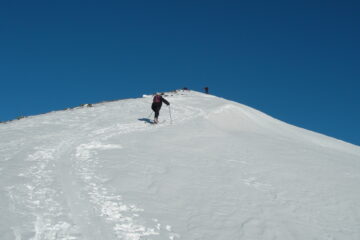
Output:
[{"xmin": 154, "ymin": 118, "xmax": 159, "ymax": 124}]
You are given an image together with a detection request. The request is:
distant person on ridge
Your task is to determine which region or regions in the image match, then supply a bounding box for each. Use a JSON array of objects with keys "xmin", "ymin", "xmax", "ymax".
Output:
[
  {"xmin": 151, "ymin": 93, "xmax": 170, "ymax": 124},
  {"xmin": 204, "ymin": 87, "xmax": 209, "ymax": 94}
]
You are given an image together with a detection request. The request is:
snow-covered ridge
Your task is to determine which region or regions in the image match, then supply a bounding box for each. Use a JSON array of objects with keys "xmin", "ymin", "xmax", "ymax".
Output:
[{"xmin": 1, "ymin": 90, "xmax": 359, "ymax": 240}]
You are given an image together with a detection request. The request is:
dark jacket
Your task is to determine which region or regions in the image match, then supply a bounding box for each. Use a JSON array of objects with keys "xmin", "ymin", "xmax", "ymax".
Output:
[{"xmin": 152, "ymin": 95, "xmax": 169, "ymax": 109}]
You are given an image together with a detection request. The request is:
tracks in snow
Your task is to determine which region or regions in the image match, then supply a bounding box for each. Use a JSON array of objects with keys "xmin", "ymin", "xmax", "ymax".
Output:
[{"xmin": 5, "ymin": 103, "xmax": 204, "ymax": 239}]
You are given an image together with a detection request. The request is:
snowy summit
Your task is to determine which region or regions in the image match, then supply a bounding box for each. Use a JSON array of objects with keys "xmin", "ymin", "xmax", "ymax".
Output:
[{"xmin": 1, "ymin": 90, "xmax": 360, "ymax": 240}]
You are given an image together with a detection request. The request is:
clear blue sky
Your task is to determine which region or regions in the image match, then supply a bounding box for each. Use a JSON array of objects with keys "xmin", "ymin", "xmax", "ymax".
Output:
[{"xmin": 1, "ymin": 0, "xmax": 359, "ymax": 145}]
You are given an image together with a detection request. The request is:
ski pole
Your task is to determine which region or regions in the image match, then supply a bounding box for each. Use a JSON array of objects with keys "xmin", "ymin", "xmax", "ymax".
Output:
[
  {"xmin": 147, "ymin": 111, "xmax": 153, "ymax": 119},
  {"xmin": 168, "ymin": 105, "xmax": 173, "ymax": 124}
]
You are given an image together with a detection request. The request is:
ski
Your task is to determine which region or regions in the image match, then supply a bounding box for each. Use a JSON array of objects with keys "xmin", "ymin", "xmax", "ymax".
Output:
[{"xmin": 150, "ymin": 120, "xmax": 166, "ymax": 125}]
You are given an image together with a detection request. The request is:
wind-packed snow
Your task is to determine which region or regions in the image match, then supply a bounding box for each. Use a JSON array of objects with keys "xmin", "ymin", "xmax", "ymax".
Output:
[{"xmin": 1, "ymin": 90, "xmax": 360, "ymax": 240}]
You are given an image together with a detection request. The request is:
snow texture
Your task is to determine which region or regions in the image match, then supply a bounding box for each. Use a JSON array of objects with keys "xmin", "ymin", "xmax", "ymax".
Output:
[{"xmin": 1, "ymin": 90, "xmax": 360, "ymax": 240}]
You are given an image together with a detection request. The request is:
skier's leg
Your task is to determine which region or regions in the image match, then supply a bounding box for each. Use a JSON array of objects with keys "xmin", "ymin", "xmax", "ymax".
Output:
[
  {"xmin": 154, "ymin": 108, "xmax": 160, "ymax": 123},
  {"xmin": 151, "ymin": 104, "xmax": 157, "ymax": 122}
]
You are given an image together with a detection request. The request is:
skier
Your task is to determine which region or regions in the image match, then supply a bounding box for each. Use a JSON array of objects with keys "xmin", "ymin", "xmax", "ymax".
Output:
[
  {"xmin": 151, "ymin": 93, "xmax": 170, "ymax": 124},
  {"xmin": 204, "ymin": 87, "xmax": 209, "ymax": 94}
]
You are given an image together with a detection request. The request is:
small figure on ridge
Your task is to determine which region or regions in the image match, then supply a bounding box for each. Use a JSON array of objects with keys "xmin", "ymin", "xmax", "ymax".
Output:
[{"xmin": 204, "ymin": 87, "xmax": 209, "ymax": 94}]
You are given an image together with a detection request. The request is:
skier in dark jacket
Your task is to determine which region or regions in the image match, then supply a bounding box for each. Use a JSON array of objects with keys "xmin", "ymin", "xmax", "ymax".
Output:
[{"xmin": 151, "ymin": 93, "xmax": 170, "ymax": 123}]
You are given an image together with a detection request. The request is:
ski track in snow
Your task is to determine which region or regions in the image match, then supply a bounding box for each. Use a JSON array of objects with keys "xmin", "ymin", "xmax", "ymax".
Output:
[
  {"xmin": 62, "ymin": 103, "xmax": 201, "ymax": 239},
  {"xmin": 4, "ymin": 99, "xmax": 204, "ymax": 239},
  {"xmin": 73, "ymin": 141, "xmax": 179, "ymax": 240},
  {"xmin": 7, "ymin": 144, "xmax": 80, "ymax": 240}
]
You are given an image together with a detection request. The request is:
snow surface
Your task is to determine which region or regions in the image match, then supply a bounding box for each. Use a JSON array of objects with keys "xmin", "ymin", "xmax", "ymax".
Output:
[{"xmin": 1, "ymin": 90, "xmax": 360, "ymax": 240}]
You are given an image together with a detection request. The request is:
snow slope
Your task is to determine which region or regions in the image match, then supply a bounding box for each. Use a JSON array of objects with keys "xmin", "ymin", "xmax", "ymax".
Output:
[{"xmin": 1, "ymin": 90, "xmax": 359, "ymax": 240}]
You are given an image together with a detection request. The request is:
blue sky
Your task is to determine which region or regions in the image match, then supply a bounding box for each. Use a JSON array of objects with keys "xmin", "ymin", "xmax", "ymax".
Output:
[{"xmin": 1, "ymin": 0, "xmax": 359, "ymax": 145}]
